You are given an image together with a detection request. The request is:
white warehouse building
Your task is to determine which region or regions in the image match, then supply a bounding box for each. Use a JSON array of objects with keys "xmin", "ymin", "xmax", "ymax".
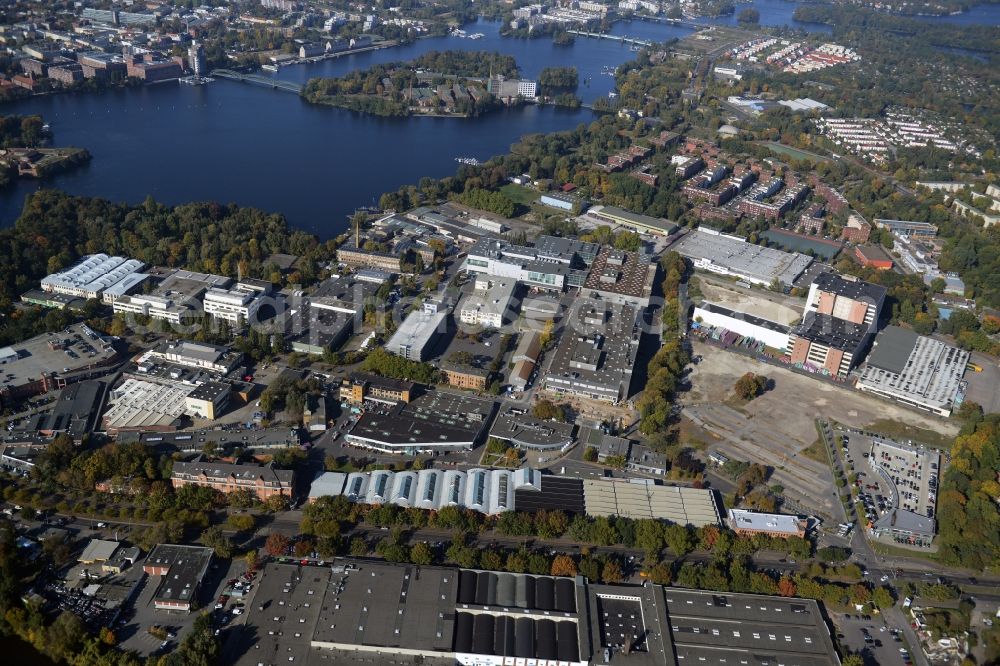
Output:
[
  {"xmin": 692, "ymin": 301, "xmax": 792, "ymax": 351},
  {"xmin": 308, "ymin": 468, "xmax": 541, "ymax": 515}
]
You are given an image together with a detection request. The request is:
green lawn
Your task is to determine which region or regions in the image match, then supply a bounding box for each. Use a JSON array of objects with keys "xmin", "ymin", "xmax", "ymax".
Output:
[
  {"xmin": 500, "ymin": 183, "xmax": 540, "ymax": 206},
  {"xmin": 762, "ymin": 142, "xmax": 831, "ymax": 164}
]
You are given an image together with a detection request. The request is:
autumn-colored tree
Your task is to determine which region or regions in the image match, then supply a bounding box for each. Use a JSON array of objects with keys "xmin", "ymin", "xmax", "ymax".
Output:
[
  {"xmin": 733, "ymin": 372, "xmax": 768, "ymax": 400},
  {"xmin": 294, "ymin": 537, "xmax": 315, "ymax": 558},
  {"xmin": 644, "ymin": 562, "xmax": 673, "ymax": 585},
  {"xmin": 98, "ymin": 626, "xmax": 117, "ymax": 646},
  {"xmin": 265, "ymin": 532, "xmax": 290, "ymax": 557},
  {"xmin": 551, "ymin": 554, "xmax": 578, "ymax": 577},
  {"xmin": 777, "ymin": 576, "xmax": 797, "ymax": 598},
  {"xmin": 245, "ymin": 549, "xmax": 258, "ymax": 572},
  {"xmin": 601, "ymin": 560, "xmax": 624, "ymax": 584}
]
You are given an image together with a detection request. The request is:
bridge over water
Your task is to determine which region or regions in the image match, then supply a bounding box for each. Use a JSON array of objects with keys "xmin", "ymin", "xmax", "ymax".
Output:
[
  {"xmin": 566, "ymin": 30, "xmax": 655, "ymax": 47},
  {"xmin": 212, "ymin": 69, "xmax": 303, "ymax": 94}
]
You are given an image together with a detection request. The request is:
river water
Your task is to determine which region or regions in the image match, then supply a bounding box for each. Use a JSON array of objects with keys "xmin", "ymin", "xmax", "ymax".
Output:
[{"xmin": 0, "ymin": 3, "xmax": 995, "ymax": 237}]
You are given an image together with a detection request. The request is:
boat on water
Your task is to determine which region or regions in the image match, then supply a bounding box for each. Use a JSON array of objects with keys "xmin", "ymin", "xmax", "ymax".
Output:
[
  {"xmin": 261, "ymin": 64, "xmax": 279, "ymax": 72},
  {"xmin": 455, "ymin": 157, "xmax": 481, "ymax": 166},
  {"xmin": 467, "ymin": 32, "xmax": 484, "ymax": 39}
]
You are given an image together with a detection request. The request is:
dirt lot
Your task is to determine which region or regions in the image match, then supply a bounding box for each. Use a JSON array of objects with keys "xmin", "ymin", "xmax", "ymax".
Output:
[
  {"xmin": 696, "ymin": 278, "xmax": 804, "ymax": 325},
  {"xmin": 682, "ymin": 341, "xmax": 959, "ymax": 521},
  {"xmin": 685, "ymin": 341, "xmax": 960, "ymax": 438}
]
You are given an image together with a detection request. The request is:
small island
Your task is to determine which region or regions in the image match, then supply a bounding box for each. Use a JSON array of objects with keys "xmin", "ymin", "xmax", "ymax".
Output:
[
  {"xmin": 0, "ymin": 114, "xmax": 90, "ymax": 188},
  {"xmin": 301, "ymin": 50, "xmax": 530, "ymax": 118}
]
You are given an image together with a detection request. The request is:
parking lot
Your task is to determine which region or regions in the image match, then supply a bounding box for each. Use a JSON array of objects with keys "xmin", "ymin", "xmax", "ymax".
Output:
[
  {"xmin": 834, "ymin": 613, "xmax": 913, "ymax": 666},
  {"xmin": 839, "ymin": 429, "xmax": 940, "ymax": 527}
]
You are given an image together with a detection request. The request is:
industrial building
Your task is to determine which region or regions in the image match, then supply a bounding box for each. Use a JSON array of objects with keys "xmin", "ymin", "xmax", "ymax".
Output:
[
  {"xmin": 672, "ymin": 227, "xmax": 813, "ymax": 286},
  {"xmin": 385, "ymin": 307, "xmax": 448, "ymax": 361},
  {"xmin": 234, "ymin": 559, "xmax": 840, "ymax": 666},
  {"xmin": 140, "ymin": 340, "xmax": 242, "ymax": 375},
  {"xmin": 112, "ymin": 269, "xmax": 232, "ymax": 324},
  {"xmin": 581, "ymin": 479, "xmax": 721, "ymax": 527},
  {"xmin": 874, "ymin": 218, "xmax": 938, "ymax": 241},
  {"xmin": 789, "ymin": 273, "xmax": 886, "ymax": 377},
  {"xmin": 309, "ymin": 467, "xmax": 538, "ymax": 515},
  {"xmin": 40, "ymin": 253, "xmax": 146, "ymax": 301},
  {"xmin": 287, "ymin": 302, "xmax": 355, "ymax": 356},
  {"xmin": 143, "ymin": 544, "xmax": 213, "ymax": 612},
  {"xmin": 458, "ymin": 277, "xmax": 517, "ymax": 328},
  {"xmin": 0, "ymin": 323, "xmax": 120, "ymax": 401},
  {"xmin": 857, "ymin": 326, "xmax": 968, "ymax": 416},
  {"xmin": 27, "ymin": 380, "xmax": 105, "ymax": 440},
  {"xmin": 201, "ymin": 285, "xmax": 262, "ymax": 326},
  {"xmin": 544, "ymin": 300, "xmax": 640, "ymax": 404},
  {"xmin": 727, "ymin": 509, "xmax": 808, "ymax": 538},
  {"xmin": 692, "ymin": 301, "xmax": 792, "ymax": 351},
  {"xmin": 463, "ymin": 236, "xmax": 596, "ymax": 292},
  {"xmin": 171, "ymin": 456, "xmax": 294, "ymax": 501},
  {"xmin": 588, "ymin": 205, "xmax": 679, "ymax": 236},
  {"xmin": 581, "ymin": 247, "xmax": 658, "ymax": 308},
  {"xmin": 489, "ymin": 405, "xmax": 576, "ymax": 451},
  {"xmin": 344, "ymin": 391, "xmax": 496, "ymax": 454},
  {"xmin": 101, "ymin": 378, "xmax": 192, "ymax": 432}
]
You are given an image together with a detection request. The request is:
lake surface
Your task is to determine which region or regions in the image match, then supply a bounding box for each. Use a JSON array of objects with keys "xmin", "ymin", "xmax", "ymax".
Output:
[
  {"xmin": 696, "ymin": 0, "xmax": 833, "ymax": 33},
  {"xmin": 0, "ymin": 3, "xmax": 996, "ymax": 238},
  {"xmin": 0, "ymin": 19, "xmax": 661, "ymax": 237}
]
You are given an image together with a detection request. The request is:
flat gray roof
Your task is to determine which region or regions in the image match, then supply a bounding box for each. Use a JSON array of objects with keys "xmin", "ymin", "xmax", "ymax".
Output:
[
  {"xmin": 674, "ymin": 229, "xmax": 812, "ymax": 285},
  {"xmin": 311, "ymin": 561, "xmax": 457, "ymax": 652},
  {"xmin": 865, "ymin": 325, "xmax": 918, "ymax": 374},
  {"xmin": 0, "ymin": 324, "xmax": 119, "ymax": 392},
  {"xmin": 858, "ymin": 329, "xmax": 969, "ymax": 414},
  {"xmin": 661, "ymin": 588, "xmax": 840, "ymax": 666}
]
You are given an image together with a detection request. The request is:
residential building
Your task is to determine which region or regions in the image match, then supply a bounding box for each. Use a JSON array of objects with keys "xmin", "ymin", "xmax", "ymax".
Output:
[
  {"xmin": 170, "ymin": 456, "xmax": 294, "ymax": 501},
  {"xmin": 840, "ymin": 214, "xmax": 872, "ymax": 243}
]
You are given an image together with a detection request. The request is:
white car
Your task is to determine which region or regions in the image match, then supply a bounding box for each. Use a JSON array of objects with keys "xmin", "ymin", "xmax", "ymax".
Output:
[
  {"xmin": 880, "ymin": 574, "xmax": 890, "ymax": 582},
  {"xmin": 232, "ymin": 607, "xmax": 243, "ymax": 615}
]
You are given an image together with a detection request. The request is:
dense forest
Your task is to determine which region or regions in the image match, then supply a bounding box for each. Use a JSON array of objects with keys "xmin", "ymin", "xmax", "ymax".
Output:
[
  {"xmin": 936, "ymin": 410, "xmax": 1000, "ymax": 570},
  {"xmin": 538, "ymin": 66, "xmax": 579, "ymax": 90},
  {"xmin": 0, "ymin": 189, "xmax": 332, "ymax": 315},
  {"xmin": 302, "ymin": 50, "xmax": 515, "ymax": 117}
]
